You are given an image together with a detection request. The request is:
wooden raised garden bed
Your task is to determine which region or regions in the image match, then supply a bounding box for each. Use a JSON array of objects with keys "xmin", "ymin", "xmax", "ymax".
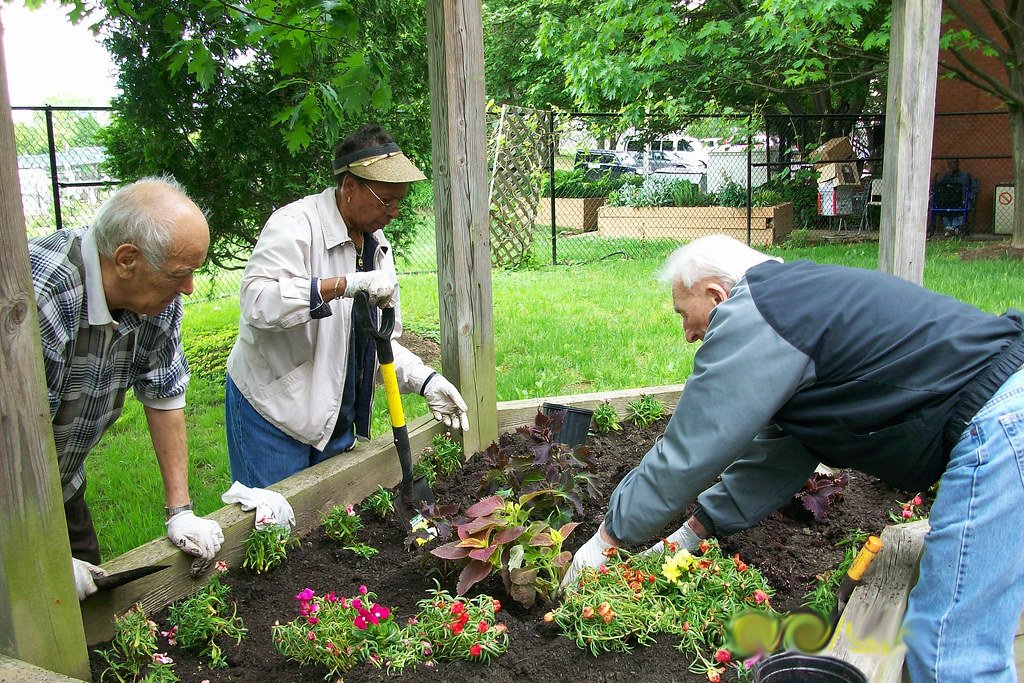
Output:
[
  {"xmin": 534, "ymin": 197, "xmax": 605, "ymax": 232},
  {"xmin": 596, "ymin": 203, "xmax": 793, "ymax": 246}
]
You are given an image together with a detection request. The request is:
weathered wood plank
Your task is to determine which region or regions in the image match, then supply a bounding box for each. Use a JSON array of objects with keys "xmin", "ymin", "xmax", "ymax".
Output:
[
  {"xmin": 497, "ymin": 385, "xmax": 686, "ymax": 432},
  {"xmin": 425, "ymin": 0, "xmax": 497, "ymax": 456},
  {"xmin": 877, "ymin": 0, "xmax": 941, "ymax": 284},
  {"xmin": 0, "ymin": 655, "xmax": 84, "ymax": 682},
  {"xmin": 827, "ymin": 520, "xmax": 930, "ymax": 683},
  {"xmin": 0, "ymin": 15, "xmax": 90, "ymax": 678},
  {"xmin": 81, "ymin": 416, "xmax": 445, "ymax": 645}
]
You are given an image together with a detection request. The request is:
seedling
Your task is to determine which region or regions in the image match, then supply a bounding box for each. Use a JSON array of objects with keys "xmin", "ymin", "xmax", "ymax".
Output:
[
  {"xmin": 166, "ymin": 570, "xmax": 246, "ymax": 668},
  {"xmin": 592, "ymin": 400, "xmax": 622, "ymax": 433},
  {"xmin": 96, "ymin": 603, "xmax": 179, "ymax": 682},
  {"xmin": 626, "ymin": 395, "xmax": 665, "ymax": 428},
  {"xmin": 243, "ymin": 524, "xmax": 297, "ymax": 574},
  {"xmin": 363, "ymin": 486, "xmax": 395, "ymax": 519},
  {"xmin": 794, "ymin": 471, "xmax": 848, "ymax": 522},
  {"xmin": 322, "ymin": 504, "xmax": 379, "ymax": 558},
  {"xmin": 415, "ymin": 432, "xmax": 465, "ymax": 485}
]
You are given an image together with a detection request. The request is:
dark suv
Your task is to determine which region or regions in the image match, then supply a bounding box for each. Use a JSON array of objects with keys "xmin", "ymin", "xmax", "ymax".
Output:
[{"xmin": 573, "ymin": 149, "xmax": 639, "ymax": 180}]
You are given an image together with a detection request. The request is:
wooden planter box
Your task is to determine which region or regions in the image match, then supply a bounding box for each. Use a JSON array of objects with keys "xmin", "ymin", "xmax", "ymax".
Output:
[
  {"xmin": 596, "ymin": 203, "xmax": 794, "ymax": 246},
  {"xmin": 534, "ymin": 197, "xmax": 605, "ymax": 232}
]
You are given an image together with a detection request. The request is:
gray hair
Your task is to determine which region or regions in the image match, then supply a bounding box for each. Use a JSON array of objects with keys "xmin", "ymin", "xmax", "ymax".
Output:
[
  {"xmin": 91, "ymin": 176, "xmax": 199, "ymax": 269},
  {"xmin": 658, "ymin": 234, "xmax": 782, "ymax": 289}
]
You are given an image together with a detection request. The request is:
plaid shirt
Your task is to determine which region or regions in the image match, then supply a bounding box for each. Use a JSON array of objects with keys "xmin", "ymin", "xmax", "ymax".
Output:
[{"xmin": 29, "ymin": 228, "xmax": 190, "ymax": 501}]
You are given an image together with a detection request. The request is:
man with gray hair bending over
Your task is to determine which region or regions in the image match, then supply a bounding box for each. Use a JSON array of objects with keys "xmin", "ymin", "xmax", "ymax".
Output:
[
  {"xmin": 563, "ymin": 234, "xmax": 1024, "ymax": 681},
  {"xmin": 29, "ymin": 177, "xmax": 224, "ymax": 600}
]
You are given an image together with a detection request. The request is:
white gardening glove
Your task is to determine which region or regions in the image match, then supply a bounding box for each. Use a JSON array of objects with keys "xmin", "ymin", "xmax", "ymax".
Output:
[
  {"xmin": 166, "ymin": 511, "xmax": 224, "ymax": 561},
  {"xmin": 642, "ymin": 520, "xmax": 702, "ymax": 555},
  {"xmin": 72, "ymin": 557, "xmax": 107, "ymax": 601},
  {"xmin": 221, "ymin": 481, "xmax": 296, "ymax": 530},
  {"xmin": 344, "ymin": 271, "xmax": 396, "ymax": 308},
  {"xmin": 559, "ymin": 523, "xmax": 617, "ymax": 594},
  {"xmin": 422, "ymin": 374, "xmax": 470, "ymax": 431}
]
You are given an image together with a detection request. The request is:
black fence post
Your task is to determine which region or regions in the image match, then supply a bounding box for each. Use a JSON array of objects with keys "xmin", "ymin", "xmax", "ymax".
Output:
[
  {"xmin": 44, "ymin": 106, "xmax": 63, "ymax": 230},
  {"xmin": 549, "ymin": 110, "xmax": 557, "ymax": 265},
  {"xmin": 746, "ymin": 118, "xmax": 752, "ymax": 246}
]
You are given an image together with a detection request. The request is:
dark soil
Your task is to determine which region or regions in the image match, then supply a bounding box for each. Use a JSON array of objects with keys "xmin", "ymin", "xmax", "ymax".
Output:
[
  {"xmin": 90, "ymin": 419, "xmax": 917, "ymax": 683},
  {"xmin": 957, "ymin": 241, "xmax": 1024, "ymax": 261}
]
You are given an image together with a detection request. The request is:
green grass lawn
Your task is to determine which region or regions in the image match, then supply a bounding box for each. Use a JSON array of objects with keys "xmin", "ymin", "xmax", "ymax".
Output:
[{"xmin": 84, "ymin": 239, "xmax": 1024, "ymax": 560}]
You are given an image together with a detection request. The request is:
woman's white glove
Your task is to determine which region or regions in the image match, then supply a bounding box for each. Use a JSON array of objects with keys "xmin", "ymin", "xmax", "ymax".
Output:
[
  {"xmin": 221, "ymin": 481, "xmax": 296, "ymax": 530},
  {"xmin": 166, "ymin": 511, "xmax": 224, "ymax": 560},
  {"xmin": 559, "ymin": 524, "xmax": 616, "ymax": 594},
  {"xmin": 72, "ymin": 557, "xmax": 107, "ymax": 601},
  {"xmin": 422, "ymin": 374, "xmax": 470, "ymax": 431},
  {"xmin": 642, "ymin": 520, "xmax": 702, "ymax": 555},
  {"xmin": 343, "ymin": 271, "xmax": 395, "ymax": 308}
]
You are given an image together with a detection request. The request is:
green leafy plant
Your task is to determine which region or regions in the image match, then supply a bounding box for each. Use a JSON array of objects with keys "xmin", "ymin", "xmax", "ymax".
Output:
[
  {"xmin": 889, "ymin": 493, "xmax": 929, "ymax": 524},
  {"xmin": 794, "ymin": 471, "xmax": 849, "ymax": 522},
  {"xmin": 801, "ymin": 529, "xmax": 869, "ymax": 618},
  {"xmin": 166, "ymin": 568, "xmax": 246, "ymax": 668},
  {"xmin": 430, "ymin": 494, "xmax": 579, "ymax": 607},
  {"xmin": 715, "ymin": 180, "xmax": 748, "ymax": 208},
  {"xmin": 242, "ymin": 524, "xmax": 297, "ymax": 574},
  {"xmin": 415, "ymin": 431, "xmax": 465, "ymax": 486},
  {"xmin": 626, "ymin": 394, "xmax": 665, "ymax": 428},
  {"xmin": 544, "ymin": 168, "xmax": 639, "ymax": 199},
  {"xmin": 479, "ymin": 410, "xmax": 599, "ymax": 525},
  {"xmin": 591, "ymin": 400, "xmax": 622, "ymax": 433},
  {"xmin": 550, "ymin": 540, "xmax": 778, "ymax": 680},
  {"xmin": 323, "ymin": 503, "xmax": 380, "ymax": 558},
  {"xmin": 363, "ymin": 486, "xmax": 395, "ymax": 519},
  {"xmin": 96, "ymin": 603, "xmax": 179, "ymax": 683}
]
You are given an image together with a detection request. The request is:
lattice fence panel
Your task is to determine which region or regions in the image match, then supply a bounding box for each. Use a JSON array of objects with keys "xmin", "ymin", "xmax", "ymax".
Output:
[{"xmin": 487, "ymin": 105, "xmax": 550, "ymax": 268}]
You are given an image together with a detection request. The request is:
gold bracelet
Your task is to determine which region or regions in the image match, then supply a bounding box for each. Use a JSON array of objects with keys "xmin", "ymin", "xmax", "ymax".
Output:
[{"xmin": 333, "ymin": 276, "xmax": 342, "ymax": 300}]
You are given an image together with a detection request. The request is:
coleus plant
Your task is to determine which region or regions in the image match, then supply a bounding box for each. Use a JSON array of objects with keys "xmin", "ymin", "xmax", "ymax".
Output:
[
  {"xmin": 794, "ymin": 471, "xmax": 849, "ymax": 522},
  {"xmin": 430, "ymin": 494, "xmax": 579, "ymax": 608},
  {"xmin": 478, "ymin": 410, "xmax": 599, "ymax": 526}
]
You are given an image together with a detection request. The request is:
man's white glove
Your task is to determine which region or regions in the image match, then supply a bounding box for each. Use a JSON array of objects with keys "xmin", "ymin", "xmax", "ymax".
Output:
[
  {"xmin": 642, "ymin": 520, "xmax": 702, "ymax": 555},
  {"xmin": 422, "ymin": 374, "xmax": 470, "ymax": 431},
  {"xmin": 166, "ymin": 511, "xmax": 224, "ymax": 561},
  {"xmin": 559, "ymin": 524, "xmax": 616, "ymax": 594},
  {"xmin": 72, "ymin": 557, "xmax": 107, "ymax": 601},
  {"xmin": 221, "ymin": 481, "xmax": 296, "ymax": 530},
  {"xmin": 343, "ymin": 271, "xmax": 395, "ymax": 308}
]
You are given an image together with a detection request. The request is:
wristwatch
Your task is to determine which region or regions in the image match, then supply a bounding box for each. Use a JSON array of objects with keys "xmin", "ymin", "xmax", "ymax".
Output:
[{"xmin": 164, "ymin": 501, "xmax": 194, "ymax": 518}]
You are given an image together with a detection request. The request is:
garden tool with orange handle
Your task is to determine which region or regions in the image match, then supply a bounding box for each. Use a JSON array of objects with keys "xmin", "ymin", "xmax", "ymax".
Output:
[
  {"xmin": 829, "ymin": 535, "xmax": 884, "ymax": 626},
  {"xmin": 353, "ymin": 291, "xmax": 436, "ymax": 528}
]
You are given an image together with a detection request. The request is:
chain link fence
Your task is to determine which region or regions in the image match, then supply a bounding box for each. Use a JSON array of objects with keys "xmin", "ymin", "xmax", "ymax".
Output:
[{"xmin": 16, "ymin": 107, "xmax": 1014, "ymax": 301}]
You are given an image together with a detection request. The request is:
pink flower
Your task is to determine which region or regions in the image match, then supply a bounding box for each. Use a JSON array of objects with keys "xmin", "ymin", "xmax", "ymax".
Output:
[
  {"xmin": 152, "ymin": 653, "xmax": 173, "ymax": 665},
  {"xmin": 421, "ymin": 641, "xmax": 433, "ymax": 656},
  {"xmin": 370, "ymin": 604, "xmax": 390, "ymax": 622},
  {"xmin": 352, "ymin": 599, "xmax": 363, "ymax": 611},
  {"xmin": 902, "ymin": 509, "xmax": 913, "ymax": 519},
  {"xmin": 353, "ymin": 615, "xmax": 368, "ymax": 630},
  {"xmin": 325, "ymin": 591, "xmax": 339, "ymax": 603},
  {"xmin": 598, "ymin": 564, "xmax": 609, "ymax": 575},
  {"xmin": 214, "ymin": 561, "xmax": 228, "ymax": 573},
  {"xmin": 295, "ymin": 588, "xmax": 316, "ymax": 601},
  {"xmin": 407, "ymin": 617, "xmax": 419, "ymax": 626},
  {"xmin": 307, "ymin": 631, "xmax": 316, "ymax": 641},
  {"xmin": 477, "ymin": 620, "xmax": 489, "ymax": 634},
  {"xmin": 743, "ymin": 653, "xmax": 763, "ymax": 669},
  {"xmin": 714, "ymin": 649, "xmax": 732, "ymax": 663},
  {"xmin": 494, "ymin": 623, "xmax": 508, "ymax": 634},
  {"xmin": 359, "ymin": 585, "xmax": 368, "ymax": 595},
  {"xmin": 307, "ymin": 616, "xmax": 319, "ymax": 625},
  {"xmin": 160, "ymin": 625, "xmax": 178, "ymax": 646},
  {"xmin": 912, "ymin": 495, "xmax": 923, "ymax": 506},
  {"xmin": 753, "ymin": 590, "xmax": 769, "ymax": 605},
  {"xmin": 424, "ymin": 660, "xmax": 436, "ymax": 669},
  {"xmin": 469, "ymin": 643, "xmax": 482, "ymax": 657},
  {"xmin": 346, "ymin": 504, "xmax": 356, "ymax": 516}
]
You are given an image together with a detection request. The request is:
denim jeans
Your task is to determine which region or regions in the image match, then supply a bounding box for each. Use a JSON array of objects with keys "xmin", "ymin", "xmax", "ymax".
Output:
[
  {"xmin": 903, "ymin": 367, "xmax": 1024, "ymax": 682},
  {"xmin": 225, "ymin": 374, "xmax": 356, "ymax": 488}
]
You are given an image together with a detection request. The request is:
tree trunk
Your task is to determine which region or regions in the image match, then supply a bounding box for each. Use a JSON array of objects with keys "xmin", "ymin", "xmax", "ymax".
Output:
[{"xmin": 1010, "ymin": 106, "xmax": 1024, "ymax": 249}]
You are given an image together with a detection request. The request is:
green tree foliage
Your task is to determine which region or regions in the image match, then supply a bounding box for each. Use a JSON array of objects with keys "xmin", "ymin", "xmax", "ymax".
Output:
[
  {"xmin": 14, "ymin": 108, "xmax": 104, "ymax": 157},
  {"xmin": 535, "ymin": 0, "xmax": 891, "ymax": 120},
  {"xmin": 44, "ymin": 0, "xmax": 431, "ymax": 264}
]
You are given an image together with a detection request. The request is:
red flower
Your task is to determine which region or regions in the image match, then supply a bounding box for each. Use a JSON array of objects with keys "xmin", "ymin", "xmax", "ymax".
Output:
[
  {"xmin": 492, "ymin": 599, "xmax": 502, "ymax": 613},
  {"xmin": 911, "ymin": 495, "xmax": 923, "ymax": 506},
  {"xmin": 902, "ymin": 509, "xmax": 913, "ymax": 519},
  {"xmin": 582, "ymin": 606, "xmax": 595, "ymax": 619},
  {"xmin": 477, "ymin": 620, "xmax": 489, "ymax": 634},
  {"xmin": 714, "ymin": 649, "xmax": 732, "ymax": 663},
  {"xmin": 458, "ymin": 611, "xmax": 469, "ymax": 625},
  {"xmin": 451, "ymin": 602, "xmax": 465, "ymax": 615},
  {"xmin": 469, "ymin": 643, "xmax": 482, "ymax": 657},
  {"xmin": 699, "ymin": 540, "xmax": 712, "ymax": 555},
  {"xmin": 451, "ymin": 621, "xmax": 464, "ymax": 634}
]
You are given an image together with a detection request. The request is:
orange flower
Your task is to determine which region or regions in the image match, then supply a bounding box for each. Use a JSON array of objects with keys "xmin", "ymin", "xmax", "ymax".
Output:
[
  {"xmin": 602, "ymin": 611, "xmax": 615, "ymax": 624},
  {"xmin": 602, "ymin": 546, "xmax": 618, "ymax": 558},
  {"xmin": 707, "ymin": 667, "xmax": 723, "ymax": 682},
  {"xmin": 629, "ymin": 580, "xmax": 642, "ymax": 591},
  {"xmin": 732, "ymin": 554, "xmax": 748, "ymax": 572},
  {"xmin": 543, "ymin": 611, "xmax": 556, "ymax": 623},
  {"xmin": 582, "ymin": 606, "xmax": 595, "ymax": 619},
  {"xmin": 699, "ymin": 540, "xmax": 712, "ymax": 555},
  {"xmin": 597, "ymin": 602, "xmax": 612, "ymax": 617}
]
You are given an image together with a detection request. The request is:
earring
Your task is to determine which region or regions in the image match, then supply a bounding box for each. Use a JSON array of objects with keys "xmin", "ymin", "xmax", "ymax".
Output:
[{"xmin": 347, "ymin": 196, "xmax": 351, "ymax": 204}]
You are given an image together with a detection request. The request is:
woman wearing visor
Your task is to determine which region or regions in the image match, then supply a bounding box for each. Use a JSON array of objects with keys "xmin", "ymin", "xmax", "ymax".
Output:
[{"xmin": 225, "ymin": 124, "xmax": 469, "ymax": 488}]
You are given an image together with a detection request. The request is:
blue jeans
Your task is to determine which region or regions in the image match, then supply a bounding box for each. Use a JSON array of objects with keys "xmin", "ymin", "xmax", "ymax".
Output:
[
  {"xmin": 225, "ymin": 374, "xmax": 356, "ymax": 488},
  {"xmin": 903, "ymin": 367, "xmax": 1024, "ymax": 682}
]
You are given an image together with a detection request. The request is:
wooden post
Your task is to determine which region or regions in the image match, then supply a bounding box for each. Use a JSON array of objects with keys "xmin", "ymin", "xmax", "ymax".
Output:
[
  {"xmin": 878, "ymin": 0, "xmax": 941, "ymax": 284},
  {"xmin": 425, "ymin": 0, "xmax": 498, "ymax": 455},
  {"xmin": 0, "ymin": 10, "xmax": 91, "ymax": 680}
]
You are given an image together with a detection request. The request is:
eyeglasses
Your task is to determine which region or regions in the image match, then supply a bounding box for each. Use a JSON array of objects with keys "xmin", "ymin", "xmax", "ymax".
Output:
[{"xmin": 361, "ymin": 181, "xmax": 401, "ymax": 213}]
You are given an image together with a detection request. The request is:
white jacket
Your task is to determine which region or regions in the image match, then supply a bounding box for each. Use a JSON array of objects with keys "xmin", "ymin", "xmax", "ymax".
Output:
[{"xmin": 226, "ymin": 187, "xmax": 433, "ymax": 450}]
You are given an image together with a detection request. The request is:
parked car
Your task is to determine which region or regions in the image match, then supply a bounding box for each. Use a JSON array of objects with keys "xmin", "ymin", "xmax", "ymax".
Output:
[
  {"xmin": 652, "ymin": 164, "xmax": 706, "ymax": 189},
  {"xmin": 632, "ymin": 149, "xmax": 677, "ymax": 173},
  {"xmin": 574, "ymin": 149, "xmax": 639, "ymax": 180}
]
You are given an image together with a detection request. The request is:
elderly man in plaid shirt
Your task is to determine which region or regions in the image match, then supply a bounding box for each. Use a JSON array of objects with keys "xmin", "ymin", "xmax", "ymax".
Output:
[{"xmin": 29, "ymin": 177, "xmax": 224, "ymax": 600}]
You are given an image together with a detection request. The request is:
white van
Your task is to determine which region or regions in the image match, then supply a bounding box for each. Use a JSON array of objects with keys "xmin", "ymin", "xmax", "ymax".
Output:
[{"xmin": 621, "ymin": 132, "xmax": 709, "ymax": 171}]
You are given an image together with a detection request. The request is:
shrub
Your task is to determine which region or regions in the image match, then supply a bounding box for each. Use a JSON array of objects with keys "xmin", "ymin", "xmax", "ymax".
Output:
[
  {"xmin": 714, "ymin": 180, "xmax": 748, "ymax": 208},
  {"xmin": 592, "ymin": 400, "xmax": 622, "ymax": 433}
]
